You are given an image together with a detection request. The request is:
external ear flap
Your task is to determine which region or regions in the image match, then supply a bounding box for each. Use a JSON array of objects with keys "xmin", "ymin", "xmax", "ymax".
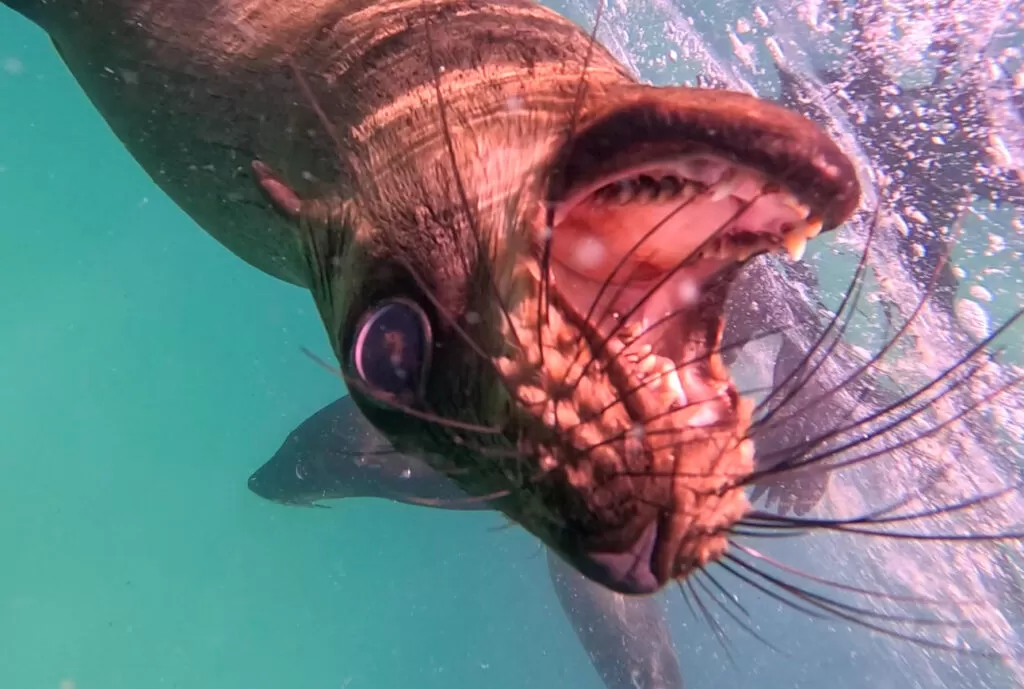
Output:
[
  {"xmin": 251, "ymin": 159, "xmax": 357, "ymax": 350},
  {"xmin": 252, "ymin": 160, "xmax": 304, "ymax": 218}
]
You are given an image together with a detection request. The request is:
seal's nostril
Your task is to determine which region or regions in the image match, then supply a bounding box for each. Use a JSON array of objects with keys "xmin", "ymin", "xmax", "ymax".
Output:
[{"xmin": 572, "ymin": 520, "xmax": 662, "ymax": 595}]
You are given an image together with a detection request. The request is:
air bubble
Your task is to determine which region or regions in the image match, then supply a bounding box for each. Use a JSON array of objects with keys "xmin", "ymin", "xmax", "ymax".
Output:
[
  {"xmin": 969, "ymin": 285, "xmax": 993, "ymax": 302},
  {"xmin": 986, "ymin": 233, "xmax": 1007, "ymax": 256},
  {"xmin": 954, "ymin": 298, "xmax": 991, "ymax": 340},
  {"xmin": 570, "ymin": 235, "xmax": 607, "ymax": 271},
  {"xmin": 3, "ymin": 57, "xmax": 23, "ymax": 75},
  {"xmin": 677, "ymin": 278, "xmax": 701, "ymax": 306}
]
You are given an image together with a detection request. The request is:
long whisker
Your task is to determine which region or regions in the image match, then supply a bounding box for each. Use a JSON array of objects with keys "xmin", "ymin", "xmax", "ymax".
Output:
[
  {"xmin": 751, "ymin": 348, "xmax": 995, "ymax": 477},
  {"xmin": 565, "ymin": 318, "xmax": 802, "ymax": 436},
  {"xmin": 753, "ymin": 363, "xmax": 1021, "ymax": 489},
  {"xmin": 743, "ymin": 477, "xmax": 1024, "ymax": 539},
  {"xmin": 588, "ymin": 191, "xmax": 706, "ymax": 333},
  {"xmin": 748, "ymin": 312, "xmax": 1023, "ymax": 481},
  {"xmin": 564, "ymin": 194, "xmax": 762, "ymax": 398},
  {"xmin": 420, "ymin": 4, "xmax": 525, "ymax": 353},
  {"xmin": 342, "ymin": 372, "xmax": 507, "ymax": 435},
  {"xmin": 753, "ymin": 206, "xmax": 880, "ymax": 425},
  {"xmin": 751, "ymin": 237, "xmax": 951, "ymax": 441},
  {"xmin": 678, "ymin": 580, "xmax": 738, "ymax": 668},
  {"xmin": 539, "ymin": 0, "xmax": 607, "ymax": 349},
  {"xmin": 729, "ymin": 542, "xmax": 984, "ymax": 607},
  {"xmin": 717, "ymin": 555, "xmax": 1001, "ymax": 657},
  {"xmin": 693, "ymin": 570, "xmax": 791, "ymax": 655},
  {"xmin": 556, "ymin": 190, "xmax": 714, "ymax": 394}
]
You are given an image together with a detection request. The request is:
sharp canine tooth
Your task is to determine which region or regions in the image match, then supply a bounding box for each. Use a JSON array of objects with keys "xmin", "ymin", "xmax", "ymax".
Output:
[
  {"xmin": 739, "ymin": 438, "xmax": 754, "ymax": 463},
  {"xmin": 785, "ymin": 234, "xmax": 807, "ymax": 261},
  {"xmin": 709, "ymin": 352, "xmax": 729, "ymax": 381},
  {"xmin": 804, "ymin": 219, "xmax": 824, "ymax": 238},
  {"xmin": 782, "ymin": 195, "xmax": 811, "ymax": 219},
  {"xmin": 710, "ymin": 173, "xmax": 739, "ymax": 202}
]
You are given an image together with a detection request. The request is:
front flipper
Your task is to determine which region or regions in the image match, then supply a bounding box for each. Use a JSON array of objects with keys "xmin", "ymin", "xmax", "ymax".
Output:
[
  {"xmin": 252, "ymin": 160, "xmax": 304, "ymax": 219},
  {"xmin": 250, "ymin": 395, "xmax": 684, "ymax": 689},
  {"xmin": 546, "ymin": 549, "xmax": 683, "ymax": 689},
  {"xmin": 247, "ymin": 395, "xmax": 492, "ymax": 510}
]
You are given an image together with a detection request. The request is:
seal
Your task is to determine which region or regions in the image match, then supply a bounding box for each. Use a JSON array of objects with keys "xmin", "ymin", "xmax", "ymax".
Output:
[
  {"xmin": 3, "ymin": 0, "xmax": 863, "ymax": 596},
  {"xmin": 247, "ymin": 395, "xmax": 684, "ymax": 689}
]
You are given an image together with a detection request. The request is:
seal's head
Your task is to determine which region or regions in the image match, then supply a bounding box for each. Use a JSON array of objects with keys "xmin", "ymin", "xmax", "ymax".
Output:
[{"xmin": 276, "ymin": 84, "xmax": 860, "ymax": 595}]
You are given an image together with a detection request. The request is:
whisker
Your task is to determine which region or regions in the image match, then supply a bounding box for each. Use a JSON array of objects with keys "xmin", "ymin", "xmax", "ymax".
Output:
[
  {"xmin": 587, "ymin": 191, "xmax": 706, "ymax": 334},
  {"xmin": 394, "ymin": 253, "xmax": 523, "ymax": 403},
  {"xmin": 299, "ymin": 345, "xmax": 511, "ymax": 438},
  {"xmin": 562, "ymin": 317, "xmax": 798, "ymax": 437},
  {"xmin": 300, "ymin": 346, "xmax": 344, "ymax": 378},
  {"xmin": 694, "ymin": 570, "xmax": 791, "ymax": 655},
  {"xmin": 751, "ymin": 349, "xmax": 996, "ymax": 477},
  {"xmin": 564, "ymin": 194, "xmax": 762, "ymax": 398},
  {"xmin": 743, "ymin": 477, "xmax": 1024, "ymax": 539},
  {"xmin": 749, "ymin": 313, "xmax": 1022, "ymax": 482},
  {"xmin": 420, "ymin": 4, "xmax": 525, "ymax": 353},
  {"xmin": 286, "ymin": 58, "xmax": 346, "ymax": 163},
  {"xmin": 679, "ymin": 580, "xmax": 738, "ymax": 668},
  {"xmin": 718, "ymin": 555, "xmax": 1000, "ymax": 657},
  {"xmin": 724, "ymin": 552, "xmax": 972, "ymax": 629},
  {"xmin": 394, "ymin": 491, "xmax": 511, "ymax": 509},
  {"xmin": 752, "ymin": 239, "xmax": 951, "ymax": 440},
  {"xmin": 754, "ymin": 206, "xmax": 881, "ymax": 424},
  {"xmin": 344, "ymin": 373, "xmax": 507, "ymax": 435},
  {"xmin": 755, "ymin": 367, "xmax": 1021, "ymax": 495},
  {"xmin": 539, "ymin": 0, "xmax": 607, "ymax": 346},
  {"xmin": 730, "ymin": 542, "xmax": 984, "ymax": 607}
]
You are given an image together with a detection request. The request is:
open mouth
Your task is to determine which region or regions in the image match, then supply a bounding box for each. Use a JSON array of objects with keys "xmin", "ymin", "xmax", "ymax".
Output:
[
  {"xmin": 546, "ymin": 156, "xmax": 827, "ymax": 433},
  {"xmin": 533, "ymin": 88, "xmax": 859, "ymax": 439},
  {"xmin": 507, "ymin": 88, "xmax": 860, "ymax": 590}
]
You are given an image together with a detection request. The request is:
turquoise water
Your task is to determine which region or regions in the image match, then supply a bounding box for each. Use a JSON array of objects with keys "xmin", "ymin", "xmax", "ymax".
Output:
[
  {"xmin": 0, "ymin": 11, "xmax": 596, "ymax": 689},
  {"xmin": 2, "ymin": 2, "xmax": 1022, "ymax": 689}
]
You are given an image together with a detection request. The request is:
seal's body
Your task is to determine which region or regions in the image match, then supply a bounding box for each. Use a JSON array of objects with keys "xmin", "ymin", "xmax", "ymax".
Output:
[
  {"xmin": 8, "ymin": 0, "xmax": 631, "ymax": 287},
  {"xmin": 5, "ymin": 0, "xmax": 860, "ymax": 595},
  {"xmin": 248, "ymin": 395, "xmax": 684, "ymax": 689}
]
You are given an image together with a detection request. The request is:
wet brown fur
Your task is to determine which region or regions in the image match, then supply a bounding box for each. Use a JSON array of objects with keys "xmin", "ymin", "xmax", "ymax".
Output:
[{"xmin": 10, "ymin": 0, "xmax": 860, "ymax": 587}]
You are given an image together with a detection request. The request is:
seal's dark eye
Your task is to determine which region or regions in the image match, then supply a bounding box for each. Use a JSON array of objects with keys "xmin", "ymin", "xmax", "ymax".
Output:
[{"xmin": 350, "ymin": 298, "xmax": 432, "ymax": 404}]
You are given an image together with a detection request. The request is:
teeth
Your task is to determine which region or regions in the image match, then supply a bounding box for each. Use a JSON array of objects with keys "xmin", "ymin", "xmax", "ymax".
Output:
[
  {"xmin": 784, "ymin": 234, "xmax": 807, "ymax": 261},
  {"xmin": 781, "ymin": 195, "xmax": 812, "ymax": 220},
  {"xmin": 639, "ymin": 354, "xmax": 659, "ymax": 374},
  {"xmin": 708, "ymin": 351, "xmax": 730, "ymax": 381},
  {"xmin": 709, "ymin": 170, "xmax": 740, "ymax": 202},
  {"xmin": 666, "ymin": 368, "xmax": 688, "ymax": 406},
  {"xmin": 738, "ymin": 438, "xmax": 754, "ymax": 464}
]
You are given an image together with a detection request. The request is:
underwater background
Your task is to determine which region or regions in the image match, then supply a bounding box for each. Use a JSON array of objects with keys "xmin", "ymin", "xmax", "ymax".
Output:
[{"xmin": 1, "ymin": 1, "xmax": 1022, "ymax": 688}]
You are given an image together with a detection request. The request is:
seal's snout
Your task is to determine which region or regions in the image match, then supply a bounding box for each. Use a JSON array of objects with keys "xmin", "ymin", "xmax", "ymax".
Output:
[{"xmin": 489, "ymin": 84, "xmax": 862, "ymax": 593}]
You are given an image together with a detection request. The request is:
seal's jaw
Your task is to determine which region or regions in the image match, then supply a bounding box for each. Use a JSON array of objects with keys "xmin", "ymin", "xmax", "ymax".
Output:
[{"xmin": 492, "ymin": 87, "xmax": 861, "ymax": 594}]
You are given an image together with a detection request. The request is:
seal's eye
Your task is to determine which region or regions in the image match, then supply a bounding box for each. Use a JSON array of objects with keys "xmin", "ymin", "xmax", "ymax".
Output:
[{"xmin": 350, "ymin": 298, "xmax": 432, "ymax": 405}]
